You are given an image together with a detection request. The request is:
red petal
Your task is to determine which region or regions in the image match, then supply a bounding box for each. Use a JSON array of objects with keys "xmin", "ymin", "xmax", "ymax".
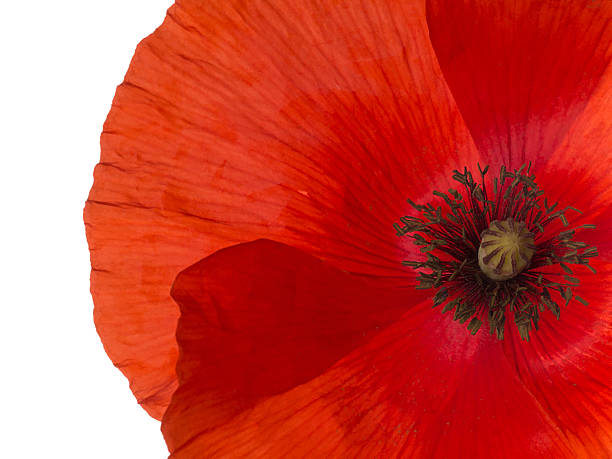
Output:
[
  {"xmin": 501, "ymin": 260, "xmax": 612, "ymax": 456},
  {"xmin": 162, "ymin": 239, "xmax": 424, "ymax": 455},
  {"xmin": 427, "ymin": 0, "xmax": 612, "ymax": 171},
  {"xmin": 86, "ymin": 0, "xmax": 479, "ymax": 417},
  {"xmin": 532, "ymin": 61, "xmax": 612, "ymax": 260},
  {"xmin": 162, "ymin": 262, "xmax": 612, "ymax": 457}
]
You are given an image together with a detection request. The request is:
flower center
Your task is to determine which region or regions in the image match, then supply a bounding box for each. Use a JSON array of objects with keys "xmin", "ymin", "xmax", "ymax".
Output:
[
  {"xmin": 395, "ymin": 164, "xmax": 597, "ymax": 340},
  {"xmin": 478, "ymin": 219, "xmax": 534, "ymax": 281}
]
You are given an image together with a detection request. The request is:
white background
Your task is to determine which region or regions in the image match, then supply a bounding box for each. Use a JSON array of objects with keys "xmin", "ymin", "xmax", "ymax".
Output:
[{"xmin": 1, "ymin": 1, "xmax": 173, "ymax": 457}]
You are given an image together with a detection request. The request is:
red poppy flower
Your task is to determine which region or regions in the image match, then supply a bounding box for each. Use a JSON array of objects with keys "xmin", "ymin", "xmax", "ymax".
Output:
[{"xmin": 85, "ymin": 0, "xmax": 612, "ymax": 457}]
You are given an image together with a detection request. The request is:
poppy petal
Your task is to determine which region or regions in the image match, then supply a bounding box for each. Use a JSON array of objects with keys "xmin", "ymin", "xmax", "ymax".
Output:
[
  {"xmin": 162, "ymin": 239, "xmax": 426, "ymax": 455},
  {"xmin": 162, "ymin": 261, "xmax": 609, "ymax": 457},
  {"xmin": 501, "ymin": 260, "xmax": 612, "ymax": 456},
  {"xmin": 426, "ymin": 0, "xmax": 612, "ymax": 171},
  {"xmin": 85, "ymin": 0, "xmax": 479, "ymax": 417},
  {"xmin": 531, "ymin": 62, "xmax": 612, "ymax": 260}
]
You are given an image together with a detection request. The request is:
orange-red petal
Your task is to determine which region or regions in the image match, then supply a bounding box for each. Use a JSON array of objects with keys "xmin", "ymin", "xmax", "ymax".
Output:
[{"xmin": 85, "ymin": 0, "xmax": 479, "ymax": 417}]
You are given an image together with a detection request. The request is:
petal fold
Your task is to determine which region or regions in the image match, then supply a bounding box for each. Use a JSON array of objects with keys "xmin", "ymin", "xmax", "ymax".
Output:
[
  {"xmin": 162, "ymin": 239, "xmax": 423, "ymax": 454},
  {"xmin": 427, "ymin": 0, "xmax": 612, "ymax": 171}
]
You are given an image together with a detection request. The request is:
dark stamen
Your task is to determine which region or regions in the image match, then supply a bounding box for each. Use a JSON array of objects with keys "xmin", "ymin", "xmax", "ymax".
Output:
[{"xmin": 395, "ymin": 163, "xmax": 597, "ymax": 340}]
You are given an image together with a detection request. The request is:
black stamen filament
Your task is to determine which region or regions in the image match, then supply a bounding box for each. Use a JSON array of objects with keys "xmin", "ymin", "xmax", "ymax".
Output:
[{"xmin": 394, "ymin": 164, "xmax": 597, "ymax": 340}]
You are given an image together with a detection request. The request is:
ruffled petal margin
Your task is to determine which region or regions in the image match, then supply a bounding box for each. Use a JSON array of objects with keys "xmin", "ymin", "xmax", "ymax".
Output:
[{"xmin": 85, "ymin": 0, "xmax": 480, "ymax": 417}]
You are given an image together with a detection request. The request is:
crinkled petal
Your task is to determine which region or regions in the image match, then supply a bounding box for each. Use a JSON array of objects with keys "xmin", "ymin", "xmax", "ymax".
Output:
[
  {"xmin": 162, "ymin": 239, "xmax": 426, "ymax": 455},
  {"xmin": 85, "ymin": 0, "xmax": 479, "ymax": 417}
]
